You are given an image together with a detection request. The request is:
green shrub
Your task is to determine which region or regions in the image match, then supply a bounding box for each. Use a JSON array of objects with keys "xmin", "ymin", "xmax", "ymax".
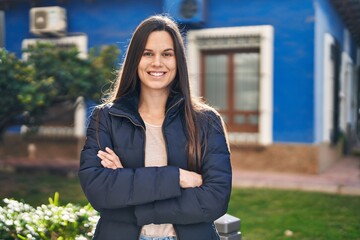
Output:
[
  {"xmin": 0, "ymin": 193, "xmax": 99, "ymax": 240},
  {"xmin": 0, "ymin": 43, "xmax": 120, "ymax": 139}
]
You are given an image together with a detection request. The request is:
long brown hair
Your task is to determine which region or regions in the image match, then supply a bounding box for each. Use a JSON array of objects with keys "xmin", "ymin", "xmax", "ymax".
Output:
[{"xmin": 105, "ymin": 15, "xmax": 207, "ymax": 171}]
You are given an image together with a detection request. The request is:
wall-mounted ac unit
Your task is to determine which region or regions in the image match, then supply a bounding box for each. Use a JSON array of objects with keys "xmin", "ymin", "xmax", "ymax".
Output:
[
  {"xmin": 30, "ymin": 6, "xmax": 67, "ymax": 37},
  {"xmin": 164, "ymin": 0, "xmax": 206, "ymax": 25},
  {"xmin": 21, "ymin": 34, "xmax": 88, "ymax": 60}
]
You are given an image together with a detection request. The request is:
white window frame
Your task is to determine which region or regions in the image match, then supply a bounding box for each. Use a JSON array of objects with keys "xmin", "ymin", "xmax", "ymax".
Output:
[
  {"xmin": 322, "ymin": 33, "xmax": 355, "ymax": 142},
  {"xmin": 322, "ymin": 33, "xmax": 335, "ymax": 142},
  {"xmin": 339, "ymin": 51, "xmax": 354, "ymax": 132},
  {"xmin": 187, "ymin": 26, "xmax": 274, "ymax": 145}
]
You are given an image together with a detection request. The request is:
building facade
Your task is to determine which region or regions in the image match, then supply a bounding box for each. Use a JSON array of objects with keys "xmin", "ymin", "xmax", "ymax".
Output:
[{"xmin": 1, "ymin": 0, "xmax": 359, "ymax": 173}]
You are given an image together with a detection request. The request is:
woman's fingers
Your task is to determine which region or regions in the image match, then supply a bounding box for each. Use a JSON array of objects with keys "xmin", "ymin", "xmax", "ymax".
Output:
[
  {"xmin": 97, "ymin": 147, "xmax": 123, "ymax": 169},
  {"xmin": 101, "ymin": 159, "xmax": 116, "ymax": 169},
  {"xmin": 105, "ymin": 147, "xmax": 123, "ymax": 168},
  {"xmin": 105, "ymin": 147, "xmax": 115, "ymax": 154},
  {"xmin": 98, "ymin": 149, "xmax": 115, "ymax": 161},
  {"xmin": 104, "ymin": 147, "xmax": 123, "ymax": 167}
]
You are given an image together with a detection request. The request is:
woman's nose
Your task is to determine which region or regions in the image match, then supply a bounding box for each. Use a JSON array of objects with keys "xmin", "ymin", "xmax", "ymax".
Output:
[{"xmin": 151, "ymin": 55, "xmax": 162, "ymax": 67}]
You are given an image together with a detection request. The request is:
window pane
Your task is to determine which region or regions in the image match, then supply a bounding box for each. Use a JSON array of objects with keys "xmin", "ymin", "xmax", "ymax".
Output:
[
  {"xmin": 234, "ymin": 114, "xmax": 258, "ymax": 124},
  {"xmin": 204, "ymin": 54, "xmax": 228, "ymax": 110},
  {"xmin": 235, "ymin": 114, "xmax": 245, "ymax": 124},
  {"xmin": 249, "ymin": 115, "xmax": 258, "ymax": 124},
  {"xmin": 234, "ymin": 52, "xmax": 259, "ymax": 111}
]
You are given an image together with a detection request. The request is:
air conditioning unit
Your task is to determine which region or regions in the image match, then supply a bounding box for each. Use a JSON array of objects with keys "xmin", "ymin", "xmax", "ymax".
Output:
[
  {"xmin": 30, "ymin": 6, "xmax": 67, "ymax": 37},
  {"xmin": 163, "ymin": 0, "xmax": 206, "ymax": 25},
  {"xmin": 21, "ymin": 34, "xmax": 88, "ymax": 60}
]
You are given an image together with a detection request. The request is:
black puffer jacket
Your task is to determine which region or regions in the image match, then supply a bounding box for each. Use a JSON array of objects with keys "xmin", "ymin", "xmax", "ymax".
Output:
[{"xmin": 78, "ymin": 92, "xmax": 232, "ymax": 240}]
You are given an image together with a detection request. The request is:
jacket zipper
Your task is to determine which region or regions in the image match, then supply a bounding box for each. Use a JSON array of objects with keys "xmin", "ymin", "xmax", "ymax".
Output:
[
  {"xmin": 108, "ymin": 112, "xmax": 146, "ymax": 131},
  {"xmin": 165, "ymin": 98, "xmax": 183, "ymax": 116}
]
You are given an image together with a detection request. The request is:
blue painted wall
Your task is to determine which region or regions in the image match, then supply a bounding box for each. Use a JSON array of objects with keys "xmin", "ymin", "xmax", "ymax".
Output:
[
  {"xmin": 4, "ymin": 0, "xmax": 357, "ymax": 144},
  {"xmin": 5, "ymin": 0, "xmax": 163, "ymax": 56}
]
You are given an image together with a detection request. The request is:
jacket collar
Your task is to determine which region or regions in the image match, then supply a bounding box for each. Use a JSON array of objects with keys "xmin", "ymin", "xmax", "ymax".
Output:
[{"xmin": 108, "ymin": 91, "xmax": 184, "ymax": 126}]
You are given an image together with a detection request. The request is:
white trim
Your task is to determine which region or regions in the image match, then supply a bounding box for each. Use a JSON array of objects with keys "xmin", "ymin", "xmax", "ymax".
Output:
[
  {"xmin": 21, "ymin": 34, "xmax": 88, "ymax": 60},
  {"xmin": 322, "ymin": 34, "xmax": 355, "ymax": 141},
  {"xmin": 339, "ymin": 52, "xmax": 354, "ymax": 131},
  {"xmin": 187, "ymin": 26, "xmax": 274, "ymax": 145},
  {"xmin": 322, "ymin": 33, "xmax": 335, "ymax": 142},
  {"xmin": 343, "ymin": 29, "xmax": 350, "ymax": 54},
  {"xmin": 74, "ymin": 96, "xmax": 86, "ymax": 137}
]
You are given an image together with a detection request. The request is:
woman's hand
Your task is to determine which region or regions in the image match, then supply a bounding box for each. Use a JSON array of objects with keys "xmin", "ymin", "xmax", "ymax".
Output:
[
  {"xmin": 97, "ymin": 147, "xmax": 123, "ymax": 169},
  {"xmin": 179, "ymin": 169, "xmax": 203, "ymax": 188}
]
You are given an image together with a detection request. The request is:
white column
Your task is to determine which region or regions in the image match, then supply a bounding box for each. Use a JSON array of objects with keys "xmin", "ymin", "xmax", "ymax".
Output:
[{"xmin": 74, "ymin": 96, "xmax": 86, "ymax": 138}]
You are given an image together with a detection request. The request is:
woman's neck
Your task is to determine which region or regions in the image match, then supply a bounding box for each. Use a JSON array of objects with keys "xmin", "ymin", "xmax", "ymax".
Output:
[{"xmin": 138, "ymin": 89, "xmax": 168, "ymax": 126}]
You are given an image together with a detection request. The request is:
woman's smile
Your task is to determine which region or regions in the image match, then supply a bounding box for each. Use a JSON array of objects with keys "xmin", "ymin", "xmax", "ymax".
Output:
[{"xmin": 148, "ymin": 71, "xmax": 167, "ymax": 77}]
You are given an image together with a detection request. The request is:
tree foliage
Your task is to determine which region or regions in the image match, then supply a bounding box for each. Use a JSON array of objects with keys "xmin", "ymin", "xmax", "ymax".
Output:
[{"xmin": 0, "ymin": 43, "xmax": 120, "ymax": 139}]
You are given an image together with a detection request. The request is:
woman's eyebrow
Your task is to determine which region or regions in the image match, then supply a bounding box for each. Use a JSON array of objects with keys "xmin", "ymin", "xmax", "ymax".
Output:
[{"xmin": 143, "ymin": 48, "xmax": 174, "ymax": 52}]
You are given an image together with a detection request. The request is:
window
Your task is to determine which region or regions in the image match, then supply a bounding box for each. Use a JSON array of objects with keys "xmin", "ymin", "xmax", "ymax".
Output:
[
  {"xmin": 322, "ymin": 33, "xmax": 341, "ymax": 144},
  {"xmin": 201, "ymin": 49, "xmax": 260, "ymax": 132},
  {"xmin": 187, "ymin": 26, "xmax": 273, "ymax": 144}
]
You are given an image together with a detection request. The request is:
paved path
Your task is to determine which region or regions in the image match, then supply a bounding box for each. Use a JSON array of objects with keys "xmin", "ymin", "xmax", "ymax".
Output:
[
  {"xmin": 2, "ymin": 154, "xmax": 360, "ymax": 195},
  {"xmin": 232, "ymin": 156, "xmax": 360, "ymax": 195}
]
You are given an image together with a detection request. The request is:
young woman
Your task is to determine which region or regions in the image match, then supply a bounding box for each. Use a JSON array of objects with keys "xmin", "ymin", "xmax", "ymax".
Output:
[{"xmin": 79, "ymin": 15, "xmax": 232, "ymax": 240}]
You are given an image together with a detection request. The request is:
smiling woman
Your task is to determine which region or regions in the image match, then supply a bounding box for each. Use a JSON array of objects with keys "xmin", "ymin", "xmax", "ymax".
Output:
[
  {"xmin": 137, "ymin": 31, "xmax": 178, "ymax": 126},
  {"xmin": 78, "ymin": 15, "xmax": 232, "ymax": 240},
  {"xmin": 138, "ymin": 31, "xmax": 177, "ymax": 93}
]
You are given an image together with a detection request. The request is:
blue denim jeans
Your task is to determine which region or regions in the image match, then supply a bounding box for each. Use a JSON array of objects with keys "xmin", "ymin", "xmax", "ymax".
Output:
[{"xmin": 139, "ymin": 235, "xmax": 177, "ymax": 240}]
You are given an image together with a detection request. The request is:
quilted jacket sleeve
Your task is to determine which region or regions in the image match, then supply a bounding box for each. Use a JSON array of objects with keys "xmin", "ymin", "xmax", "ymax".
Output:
[
  {"xmin": 134, "ymin": 111, "xmax": 232, "ymax": 225},
  {"xmin": 78, "ymin": 107, "xmax": 181, "ymax": 211}
]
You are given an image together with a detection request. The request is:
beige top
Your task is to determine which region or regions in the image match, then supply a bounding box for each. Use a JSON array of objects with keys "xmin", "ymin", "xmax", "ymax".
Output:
[{"xmin": 140, "ymin": 121, "xmax": 176, "ymax": 237}]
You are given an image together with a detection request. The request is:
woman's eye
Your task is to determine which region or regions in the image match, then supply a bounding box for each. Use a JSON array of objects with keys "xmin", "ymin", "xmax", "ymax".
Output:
[
  {"xmin": 163, "ymin": 52, "xmax": 174, "ymax": 57},
  {"xmin": 143, "ymin": 52, "xmax": 153, "ymax": 56}
]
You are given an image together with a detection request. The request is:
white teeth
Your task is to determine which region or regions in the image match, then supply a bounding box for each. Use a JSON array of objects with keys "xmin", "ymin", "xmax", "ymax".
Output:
[{"xmin": 149, "ymin": 72, "xmax": 165, "ymax": 77}]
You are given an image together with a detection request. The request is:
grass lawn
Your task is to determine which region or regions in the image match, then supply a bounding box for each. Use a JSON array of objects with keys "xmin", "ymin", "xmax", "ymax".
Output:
[
  {"xmin": 0, "ymin": 170, "xmax": 88, "ymax": 206},
  {"xmin": 1, "ymin": 170, "xmax": 359, "ymax": 239},
  {"xmin": 229, "ymin": 188, "xmax": 360, "ymax": 240}
]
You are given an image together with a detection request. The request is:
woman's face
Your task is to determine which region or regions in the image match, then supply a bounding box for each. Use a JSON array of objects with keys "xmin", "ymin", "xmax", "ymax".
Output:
[{"xmin": 138, "ymin": 30, "xmax": 177, "ymax": 94}]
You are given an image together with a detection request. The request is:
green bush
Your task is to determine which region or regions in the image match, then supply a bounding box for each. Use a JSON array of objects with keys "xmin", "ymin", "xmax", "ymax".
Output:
[
  {"xmin": 0, "ymin": 43, "xmax": 120, "ymax": 139},
  {"xmin": 0, "ymin": 193, "xmax": 99, "ymax": 240}
]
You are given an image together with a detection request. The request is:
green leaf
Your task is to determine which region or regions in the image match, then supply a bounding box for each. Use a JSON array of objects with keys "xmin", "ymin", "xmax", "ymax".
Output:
[
  {"xmin": 17, "ymin": 234, "xmax": 27, "ymax": 240},
  {"xmin": 49, "ymin": 192, "xmax": 60, "ymax": 206}
]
